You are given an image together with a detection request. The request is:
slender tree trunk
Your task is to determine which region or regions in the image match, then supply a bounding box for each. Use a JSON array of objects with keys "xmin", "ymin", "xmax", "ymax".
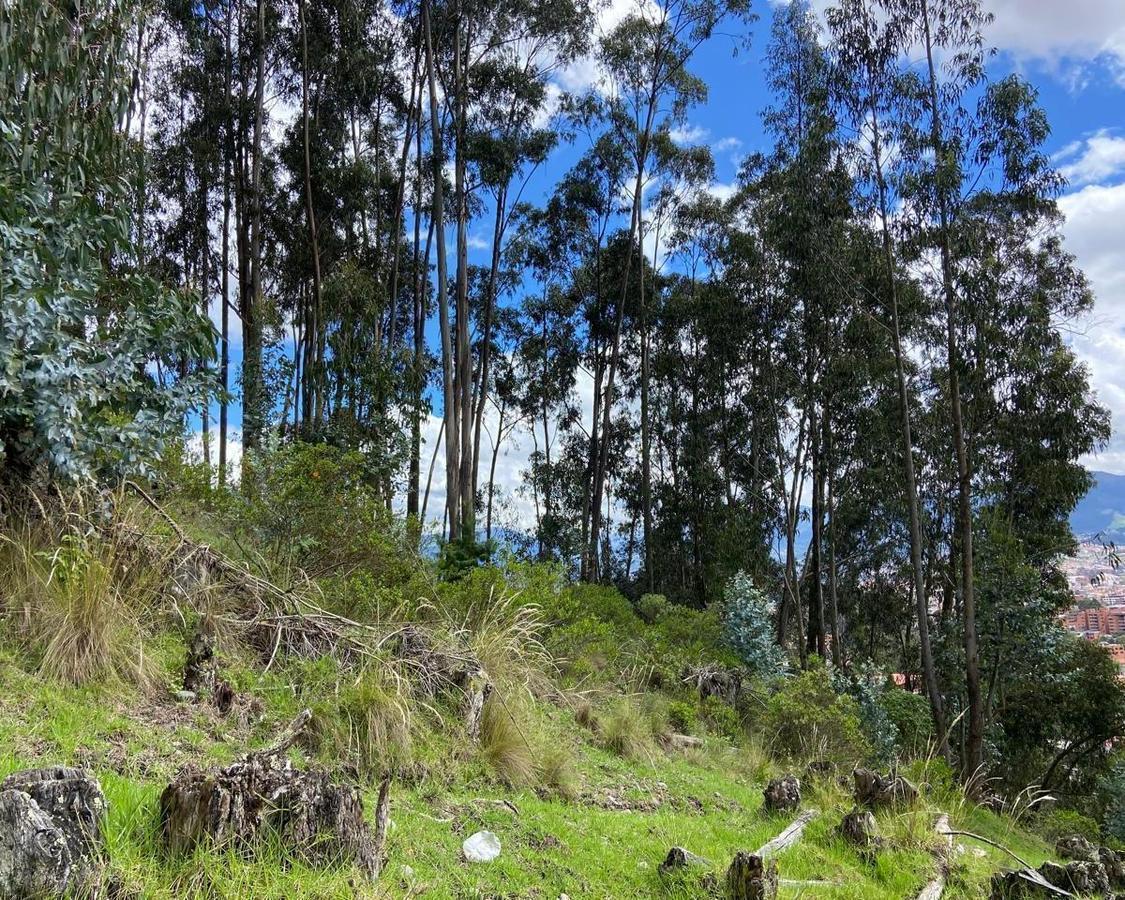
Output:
[
  {"xmin": 921, "ymin": 0, "xmax": 981, "ymax": 774},
  {"xmin": 871, "ymin": 100, "xmax": 949, "ymax": 758},
  {"xmin": 298, "ymin": 0, "xmax": 323, "ymax": 435},
  {"xmin": 422, "ymin": 0, "xmax": 458, "ymax": 539},
  {"xmin": 218, "ymin": 0, "xmax": 233, "ymax": 485}
]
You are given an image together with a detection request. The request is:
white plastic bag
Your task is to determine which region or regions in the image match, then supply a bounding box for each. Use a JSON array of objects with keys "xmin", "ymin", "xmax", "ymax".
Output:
[{"xmin": 462, "ymin": 830, "xmax": 501, "ymax": 863}]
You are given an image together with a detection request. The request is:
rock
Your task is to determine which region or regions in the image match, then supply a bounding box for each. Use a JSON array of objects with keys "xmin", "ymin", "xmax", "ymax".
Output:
[
  {"xmin": 660, "ymin": 846, "xmax": 710, "ymax": 875},
  {"xmin": 762, "ymin": 775, "xmax": 801, "ymax": 813},
  {"xmin": 852, "ymin": 768, "xmax": 919, "ymax": 810},
  {"xmin": 666, "ymin": 733, "xmax": 704, "ymax": 752},
  {"xmin": 1056, "ymin": 835, "xmax": 1099, "ymax": 863},
  {"xmin": 1099, "ymin": 846, "xmax": 1125, "ymax": 888},
  {"xmin": 462, "ymin": 831, "xmax": 501, "ymax": 863},
  {"xmin": 1039, "ymin": 859, "xmax": 1109, "ymax": 895},
  {"xmin": 726, "ymin": 852, "xmax": 778, "ymax": 900},
  {"xmin": 159, "ymin": 711, "xmax": 377, "ymax": 878},
  {"xmin": 172, "ymin": 690, "xmax": 197, "ymax": 703},
  {"xmin": 838, "ymin": 810, "xmax": 880, "ymax": 849},
  {"xmin": 0, "ymin": 767, "xmax": 107, "ymax": 898}
]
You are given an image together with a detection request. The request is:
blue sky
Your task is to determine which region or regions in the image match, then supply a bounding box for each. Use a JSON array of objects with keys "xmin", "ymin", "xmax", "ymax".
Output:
[{"xmin": 200, "ymin": 0, "xmax": 1125, "ymax": 527}]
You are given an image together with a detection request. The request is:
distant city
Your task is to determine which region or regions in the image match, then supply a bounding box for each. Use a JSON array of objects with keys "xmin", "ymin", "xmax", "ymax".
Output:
[{"xmin": 1061, "ymin": 541, "xmax": 1125, "ymax": 674}]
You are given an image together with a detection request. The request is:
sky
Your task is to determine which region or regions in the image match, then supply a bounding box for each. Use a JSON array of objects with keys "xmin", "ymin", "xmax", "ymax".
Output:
[{"xmin": 198, "ymin": 0, "xmax": 1125, "ymax": 530}]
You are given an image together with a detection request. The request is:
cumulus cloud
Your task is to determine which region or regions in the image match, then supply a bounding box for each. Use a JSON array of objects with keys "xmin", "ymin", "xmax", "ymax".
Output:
[
  {"xmin": 1057, "ymin": 130, "xmax": 1125, "ymax": 187},
  {"xmin": 670, "ymin": 124, "xmax": 710, "ymax": 145},
  {"xmin": 1059, "ymin": 182, "xmax": 1125, "ymax": 472}
]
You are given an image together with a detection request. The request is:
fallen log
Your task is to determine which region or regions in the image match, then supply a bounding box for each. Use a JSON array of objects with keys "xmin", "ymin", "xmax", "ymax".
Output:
[
  {"xmin": 916, "ymin": 813, "xmax": 953, "ymax": 900},
  {"xmin": 756, "ymin": 809, "xmax": 817, "ymax": 859}
]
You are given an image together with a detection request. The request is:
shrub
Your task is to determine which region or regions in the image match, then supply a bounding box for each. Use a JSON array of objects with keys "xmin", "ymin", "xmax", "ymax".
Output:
[
  {"xmin": 479, "ymin": 695, "xmax": 535, "ymax": 786},
  {"xmin": 637, "ymin": 593, "xmax": 668, "ymax": 624},
  {"xmin": 1035, "ymin": 807, "xmax": 1102, "ymax": 844},
  {"xmin": 701, "ymin": 695, "xmax": 744, "ymax": 743},
  {"xmin": 601, "ymin": 699, "xmax": 652, "ymax": 760},
  {"xmin": 761, "ymin": 662, "xmax": 870, "ymax": 763},
  {"xmin": 667, "ymin": 700, "xmax": 699, "ymax": 735},
  {"xmin": 879, "ymin": 687, "xmax": 934, "ymax": 759},
  {"xmin": 831, "ymin": 664, "xmax": 898, "ymax": 763},
  {"xmin": 0, "ymin": 498, "xmax": 161, "ymax": 686},
  {"xmin": 720, "ymin": 572, "xmax": 785, "ymax": 680}
]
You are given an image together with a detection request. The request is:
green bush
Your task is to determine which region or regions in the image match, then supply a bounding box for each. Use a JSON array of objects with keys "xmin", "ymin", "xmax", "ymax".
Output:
[
  {"xmin": 761, "ymin": 662, "xmax": 870, "ymax": 763},
  {"xmin": 879, "ymin": 686, "xmax": 934, "ymax": 758},
  {"xmin": 1035, "ymin": 807, "xmax": 1102, "ymax": 844},
  {"xmin": 667, "ymin": 700, "xmax": 699, "ymax": 735},
  {"xmin": 701, "ymin": 695, "xmax": 743, "ymax": 742},
  {"xmin": 637, "ymin": 593, "xmax": 668, "ymax": 624}
]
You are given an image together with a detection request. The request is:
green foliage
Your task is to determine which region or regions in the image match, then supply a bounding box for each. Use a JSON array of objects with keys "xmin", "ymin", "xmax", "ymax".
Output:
[
  {"xmin": 0, "ymin": 0, "xmax": 213, "ymax": 481},
  {"xmin": 720, "ymin": 572, "xmax": 785, "ymax": 680},
  {"xmin": 831, "ymin": 664, "xmax": 899, "ymax": 763},
  {"xmin": 761, "ymin": 661, "xmax": 871, "ymax": 762},
  {"xmin": 636, "ymin": 593, "xmax": 668, "ymax": 624},
  {"xmin": 1034, "ymin": 807, "xmax": 1102, "ymax": 845},
  {"xmin": 879, "ymin": 687, "xmax": 934, "ymax": 759},
  {"xmin": 701, "ymin": 695, "xmax": 743, "ymax": 742},
  {"xmin": 667, "ymin": 700, "xmax": 699, "ymax": 735}
]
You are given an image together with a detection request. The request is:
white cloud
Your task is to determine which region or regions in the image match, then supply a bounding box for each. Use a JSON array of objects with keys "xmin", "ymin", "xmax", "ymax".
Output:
[
  {"xmin": 1057, "ymin": 129, "xmax": 1125, "ymax": 187},
  {"xmin": 1059, "ymin": 182, "xmax": 1125, "ymax": 472},
  {"xmin": 670, "ymin": 124, "xmax": 710, "ymax": 145},
  {"xmin": 555, "ymin": 0, "xmax": 666, "ymax": 94},
  {"xmin": 985, "ymin": 0, "xmax": 1125, "ymax": 83},
  {"xmin": 714, "ymin": 136, "xmax": 743, "ymax": 154}
]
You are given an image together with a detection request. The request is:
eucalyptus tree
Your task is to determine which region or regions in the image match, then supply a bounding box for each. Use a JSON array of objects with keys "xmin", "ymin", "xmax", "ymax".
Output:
[
  {"xmin": 0, "ymin": 0, "xmax": 214, "ymax": 482},
  {"xmin": 828, "ymin": 0, "xmax": 948, "ymax": 753},
  {"xmin": 587, "ymin": 0, "xmax": 754, "ymax": 583}
]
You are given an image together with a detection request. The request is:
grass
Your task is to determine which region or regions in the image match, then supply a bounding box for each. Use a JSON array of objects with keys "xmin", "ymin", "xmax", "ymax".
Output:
[{"xmin": 0, "ymin": 498, "xmax": 1069, "ymax": 899}]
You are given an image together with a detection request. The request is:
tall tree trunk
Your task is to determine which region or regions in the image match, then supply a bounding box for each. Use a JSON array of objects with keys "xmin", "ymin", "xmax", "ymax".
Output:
[
  {"xmin": 218, "ymin": 0, "xmax": 233, "ymax": 485},
  {"xmin": 298, "ymin": 0, "xmax": 323, "ymax": 436},
  {"xmin": 422, "ymin": 0, "xmax": 459, "ymax": 540},
  {"xmin": 921, "ymin": 0, "xmax": 981, "ymax": 774},
  {"xmin": 871, "ymin": 99, "xmax": 949, "ymax": 758},
  {"xmin": 242, "ymin": 0, "xmax": 266, "ymax": 459}
]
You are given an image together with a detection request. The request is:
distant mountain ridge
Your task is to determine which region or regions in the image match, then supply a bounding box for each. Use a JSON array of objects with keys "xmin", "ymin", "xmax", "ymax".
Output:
[{"xmin": 1072, "ymin": 471, "xmax": 1125, "ymax": 543}]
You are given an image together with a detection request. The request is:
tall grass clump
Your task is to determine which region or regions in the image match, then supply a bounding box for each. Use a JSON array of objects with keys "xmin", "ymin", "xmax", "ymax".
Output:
[
  {"xmin": 479, "ymin": 694, "xmax": 535, "ymax": 786},
  {"xmin": 601, "ymin": 698, "xmax": 653, "ymax": 760},
  {"xmin": 0, "ymin": 493, "xmax": 165, "ymax": 686}
]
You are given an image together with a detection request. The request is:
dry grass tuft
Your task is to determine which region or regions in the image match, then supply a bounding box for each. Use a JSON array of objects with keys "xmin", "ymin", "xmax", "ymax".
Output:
[
  {"xmin": 538, "ymin": 743, "xmax": 579, "ymax": 800},
  {"xmin": 479, "ymin": 694, "xmax": 536, "ymax": 787},
  {"xmin": 601, "ymin": 698, "xmax": 653, "ymax": 760},
  {"xmin": 0, "ymin": 491, "xmax": 166, "ymax": 686}
]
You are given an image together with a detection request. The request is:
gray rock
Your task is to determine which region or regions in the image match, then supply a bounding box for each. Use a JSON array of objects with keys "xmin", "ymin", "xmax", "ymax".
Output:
[{"xmin": 0, "ymin": 767, "xmax": 107, "ymax": 898}]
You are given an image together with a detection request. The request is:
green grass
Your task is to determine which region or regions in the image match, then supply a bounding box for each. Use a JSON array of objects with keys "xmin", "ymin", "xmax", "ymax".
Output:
[{"xmin": 0, "ymin": 645, "xmax": 1060, "ymax": 900}]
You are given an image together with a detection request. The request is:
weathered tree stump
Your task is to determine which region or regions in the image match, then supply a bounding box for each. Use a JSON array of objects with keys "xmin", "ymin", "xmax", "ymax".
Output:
[
  {"xmin": 682, "ymin": 663, "xmax": 742, "ymax": 706},
  {"xmin": 0, "ymin": 767, "xmax": 107, "ymax": 898},
  {"xmin": 853, "ymin": 767, "xmax": 919, "ymax": 809},
  {"xmin": 726, "ymin": 852, "xmax": 778, "ymax": 900},
  {"xmin": 183, "ymin": 622, "xmax": 236, "ymax": 714},
  {"xmin": 1098, "ymin": 845, "xmax": 1125, "ymax": 888},
  {"xmin": 158, "ymin": 710, "xmax": 378, "ymax": 878},
  {"xmin": 762, "ymin": 775, "xmax": 801, "ymax": 813},
  {"xmin": 660, "ymin": 846, "xmax": 711, "ymax": 875},
  {"xmin": 397, "ymin": 626, "xmax": 492, "ymax": 740},
  {"xmin": 839, "ymin": 810, "xmax": 880, "ymax": 849}
]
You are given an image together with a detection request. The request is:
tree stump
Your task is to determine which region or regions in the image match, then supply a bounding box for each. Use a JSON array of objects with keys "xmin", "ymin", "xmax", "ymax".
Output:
[
  {"xmin": 1098, "ymin": 846, "xmax": 1125, "ymax": 888},
  {"xmin": 0, "ymin": 767, "xmax": 107, "ymax": 898},
  {"xmin": 158, "ymin": 711, "xmax": 378, "ymax": 878},
  {"xmin": 726, "ymin": 852, "xmax": 778, "ymax": 900},
  {"xmin": 660, "ymin": 846, "xmax": 710, "ymax": 875},
  {"xmin": 1039, "ymin": 860, "xmax": 1108, "ymax": 895},
  {"xmin": 853, "ymin": 768, "xmax": 918, "ymax": 809},
  {"xmin": 183, "ymin": 622, "xmax": 236, "ymax": 714},
  {"xmin": 990, "ymin": 867, "xmax": 1078, "ymax": 898},
  {"xmin": 398, "ymin": 626, "xmax": 492, "ymax": 740},
  {"xmin": 839, "ymin": 810, "xmax": 880, "ymax": 849},
  {"xmin": 1055, "ymin": 835, "xmax": 1098, "ymax": 863},
  {"xmin": 762, "ymin": 775, "xmax": 801, "ymax": 813}
]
